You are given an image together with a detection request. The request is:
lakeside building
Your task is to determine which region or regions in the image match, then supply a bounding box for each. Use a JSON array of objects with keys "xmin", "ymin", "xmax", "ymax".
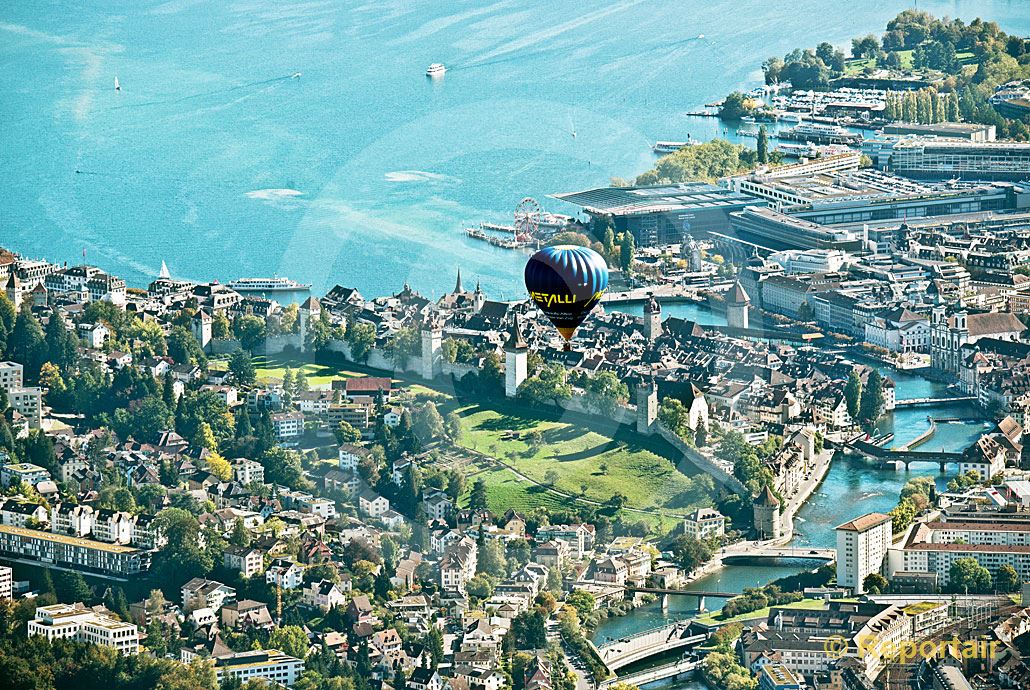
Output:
[
  {"xmin": 836, "ymin": 512, "xmax": 892, "ymax": 594},
  {"xmin": 728, "ymin": 206, "xmax": 864, "ymax": 252},
  {"xmin": 551, "ymin": 182, "xmax": 763, "ymax": 247},
  {"xmin": 28, "ymin": 603, "xmax": 139, "ymax": 655},
  {"xmin": 883, "ymin": 122, "xmax": 997, "ymax": 141},
  {"xmin": 0, "ymin": 524, "xmax": 150, "ymax": 576},
  {"xmin": 884, "ymin": 137, "xmax": 1030, "ymax": 182}
]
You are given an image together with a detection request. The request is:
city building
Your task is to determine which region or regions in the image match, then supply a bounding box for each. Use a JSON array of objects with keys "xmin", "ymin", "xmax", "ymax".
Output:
[
  {"xmin": 552, "ymin": 182, "xmax": 763, "ymax": 247},
  {"xmin": 683, "ymin": 508, "xmax": 727, "ymax": 540},
  {"xmin": 28, "ymin": 603, "xmax": 139, "ymax": 655},
  {"xmin": 836, "ymin": 512, "xmax": 892, "ymax": 594},
  {"xmin": 0, "ymin": 565, "xmax": 11, "ymax": 600},
  {"xmin": 0, "ymin": 524, "xmax": 150, "ymax": 576},
  {"xmin": 213, "ymin": 649, "xmax": 305, "ymax": 687},
  {"xmin": 888, "ymin": 137, "xmax": 1030, "ymax": 182},
  {"xmin": 1, "ymin": 462, "xmax": 51, "ymax": 489}
]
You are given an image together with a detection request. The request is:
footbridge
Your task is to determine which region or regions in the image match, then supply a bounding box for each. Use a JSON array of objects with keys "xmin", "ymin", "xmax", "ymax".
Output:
[
  {"xmin": 595, "ymin": 621, "xmax": 706, "ymax": 672},
  {"xmin": 719, "ymin": 546, "xmax": 835, "ymax": 564},
  {"xmin": 893, "ymin": 396, "xmax": 976, "ymax": 408},
  {"xmin": 846, "ymin": 438, "xmax": 964, "ymax": 471}
]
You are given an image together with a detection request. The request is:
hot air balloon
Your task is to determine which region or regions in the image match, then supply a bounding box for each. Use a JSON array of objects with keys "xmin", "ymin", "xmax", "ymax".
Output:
[{"xmin": 525, "ymin": 245, "xmax": 609, "ymax": 348}]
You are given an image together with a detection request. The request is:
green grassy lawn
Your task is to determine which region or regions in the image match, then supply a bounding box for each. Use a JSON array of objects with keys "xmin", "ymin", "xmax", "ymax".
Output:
[
  {"xmin": 695, "ymin": 597, "xmax": 830, "ymax": 626},
  {"xmin": 454, "ymin": 400, "xmax": 712, "ymax": 519},
  {"xmin": 250, "ymin": 355, "xmax": 372, "ymax": 387}
]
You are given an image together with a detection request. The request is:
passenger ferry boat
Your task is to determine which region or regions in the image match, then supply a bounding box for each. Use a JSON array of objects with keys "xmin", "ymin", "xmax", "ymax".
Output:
[
  {"xmin": 652, "ymin": 140, "xmax": 700, "ymax": 154},
  {"xmin": 779, "ymin": 122, "xmax": 862, "ymax": 145},
  {"xmin": 426, "ymin": 63, "xmax": 446, "ymax": 77},
  {"xmin": 227, "ymin": 277, "xmax": 310, "ymax": 292}
]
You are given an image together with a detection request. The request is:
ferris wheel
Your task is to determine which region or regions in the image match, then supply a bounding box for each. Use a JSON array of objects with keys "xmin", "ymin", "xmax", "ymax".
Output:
[{"xmin": 514, "ymin": 197, "xmax": 541, "ymax": 242}]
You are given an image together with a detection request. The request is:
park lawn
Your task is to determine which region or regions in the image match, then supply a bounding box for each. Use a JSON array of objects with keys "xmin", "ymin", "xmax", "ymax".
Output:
[
  {"xmin": 695, "ymin": 597, "xmax": 829, "ymax": 626},
  {"xmin": 474, "ymin": 464, "xmax": 569, "ymax": 514},
  {"xmin": 454, "ymin": 401, "xmax": 711, "ymax": 518},
  {"xmin": 250, "ymin": 355, "xmax": 371, "ymax": 387}
]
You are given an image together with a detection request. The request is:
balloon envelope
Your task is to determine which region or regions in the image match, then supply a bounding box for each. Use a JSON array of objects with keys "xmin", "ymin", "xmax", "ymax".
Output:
[{"xmin": 525, "ymin": 245, "xmax": 609, "ymax": 341}]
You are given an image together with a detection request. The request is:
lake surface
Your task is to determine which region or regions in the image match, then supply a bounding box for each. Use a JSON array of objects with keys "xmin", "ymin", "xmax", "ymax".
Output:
[{"xmin": 4, "ymin": 1, "xmax": 1030, "ymax": 300}]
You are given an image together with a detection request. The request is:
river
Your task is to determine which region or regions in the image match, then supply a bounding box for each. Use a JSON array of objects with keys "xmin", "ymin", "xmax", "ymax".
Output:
[
  {"xmin": 4, "ymin": 1, "xmax": 1030, "ymax": 300},
  {"xmin": 590, "ymin": 342, "xmax": 988, "ymax": 663}
]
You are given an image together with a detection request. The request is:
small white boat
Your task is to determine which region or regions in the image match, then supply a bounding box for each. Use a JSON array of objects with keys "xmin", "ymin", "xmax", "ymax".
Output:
[
  {"xmin": 114, "ymin": 76, "xmax": 121, "ymax": 91},
  {"xmin": 426, "ymin": 63, "xmax": 446, "ymax": 77},
  {"xmin": 697, "ymin": 33, "xmax": 705, "ymax": 39},
  {"xmin": 291, "ymin": 72, "xmax": 302, "ymax": 79}
]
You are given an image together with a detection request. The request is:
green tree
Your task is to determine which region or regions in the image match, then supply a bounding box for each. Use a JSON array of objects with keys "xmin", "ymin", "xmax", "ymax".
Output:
[
  {"xmin": 718, "ymin": 91, "xmax": 755, "ymax": 120},
  {"xmin": 469, "ymin": 478, "xmax": 488, "ymax": 511},
  {"xmin": 844, "ymin": 369, "xmax": 862, "ymax": 421},
  {"xmin": 756, "ymin": 125, "xmax": 769, "ymax": 164},
  {"xmin": 154, "ymin": 508, "xmax": 216, "ymax": 586},
  {"xmin": 565, "ymin": 589, "xmax": 595, "ymax": 618},
  {"xmin": 211, "ymin": 312, "xmax": 231, "ymax": 339},
  {"xmin": 863, "ymin": 572, "xmax": 889, "ymax": 594},
  {"xmin": 44, "ymin": 310, "xmax": 78, "ymax": 371},
  {"xmin": 581, "ymin": 371, "xmax": 629, "ymax": 417},
  {"xmin": 228, "ymin": 349, "xmax": 256, "ymax": 385},
  {"xmin": 260, "ymin": 446, "xmax": 307, "ymax": 489},
  {"xmin": 54, "ymin": 570, "xmax": 94, "ymax": 602},
  {"xmin": 859, "ymin": 369, "xmax": 885, "ymax": 423},
  {"xmin": 167, "ymin": 325, "xmax": 206, "ymax": 367},
  {"xmin": 949, "ymin": 557, "xmax": 992, "ymax": 594},
  {"xmin": 334, "ymin": 420, "xmax": 361, "ymax": 445},
  {"xmin": 7, "ymin": 304, "xmax": 47, "ymax": 381},
  {"xmin": 996, "ymin": 564, "xmax": 1021, "ymax": 593},
  {"xmin": 233, "ymin": 314, "xmax": 267, "ymax": 351},
  {"xmin": 269, "ymin": 625, "xmax": 310, "ymax": 659},
  {"xmin": 345, "ymin": 321, "xmax": 376, "ymax": 362},
  {"xmin": 619, "ymin": 231, "xmax": 635, "ymax": 273}
]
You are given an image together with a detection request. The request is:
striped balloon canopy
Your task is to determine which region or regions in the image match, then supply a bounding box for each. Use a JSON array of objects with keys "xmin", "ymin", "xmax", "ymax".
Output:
[{"xmin": 524, "ymin": 245, "xmax": 609, "ymax": 343}]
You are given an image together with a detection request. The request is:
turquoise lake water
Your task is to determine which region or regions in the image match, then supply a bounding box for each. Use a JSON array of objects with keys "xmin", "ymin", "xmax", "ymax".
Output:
[{"xmin": 4, "ymin": 1, "xmax": 1030, "ymax": 300}]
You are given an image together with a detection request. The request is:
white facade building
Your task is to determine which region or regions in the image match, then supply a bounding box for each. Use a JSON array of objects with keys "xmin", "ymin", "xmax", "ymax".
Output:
[
  {"xmin": 28, "ymin": 603, "xmax": 139, "ymax": 655},
  {"xmin": 836, "ymin": 512, "xmax": 892, "ymax": 594}
]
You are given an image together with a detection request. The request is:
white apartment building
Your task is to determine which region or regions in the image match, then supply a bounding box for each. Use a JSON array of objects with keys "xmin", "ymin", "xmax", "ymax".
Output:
[
  {"xmin": 8, "ymin": 387, "xmax": 42, "ymax": 428},
  {"xmin": 271, "ymin": 411, "xmax": 304, "ymax": 441},
  {"xmin": 266, "ymin": 559, "xmax": 305, "ymax": 590},
  {"xmin": 0, "ymin": 361, "xmax": 23, "ymax": 391},
  {"xmin": 233, "ymin": 458, "xmax": 265, "ymax": 485},
  {"xmin": 441, "ymin": 536, "xmax": 477, "ymax": 593},
  {"xmin": 1, "ymin": 462, "xmax": 51, "ymax": 489},
  {"xmin": 836, "ymin": 512, "xmax": 892, "ymax": 594},
  {"xmin": 0, "ymin": 565, "xmax": 12, "ymax": 600},
  {"xmin": 28, "ymin": 603, "xmax": 139, "ymax": 655},
  {"xmin": 683, "ymin": 508, "xmax": 727, "ymax": 540},
  {"xmin": 889, "ymin": 519, "xmax": 1030, "ymax": 587},
  {"xmin": 214, "ymin": 649, "xmax": 305, "ymax": 687}
]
